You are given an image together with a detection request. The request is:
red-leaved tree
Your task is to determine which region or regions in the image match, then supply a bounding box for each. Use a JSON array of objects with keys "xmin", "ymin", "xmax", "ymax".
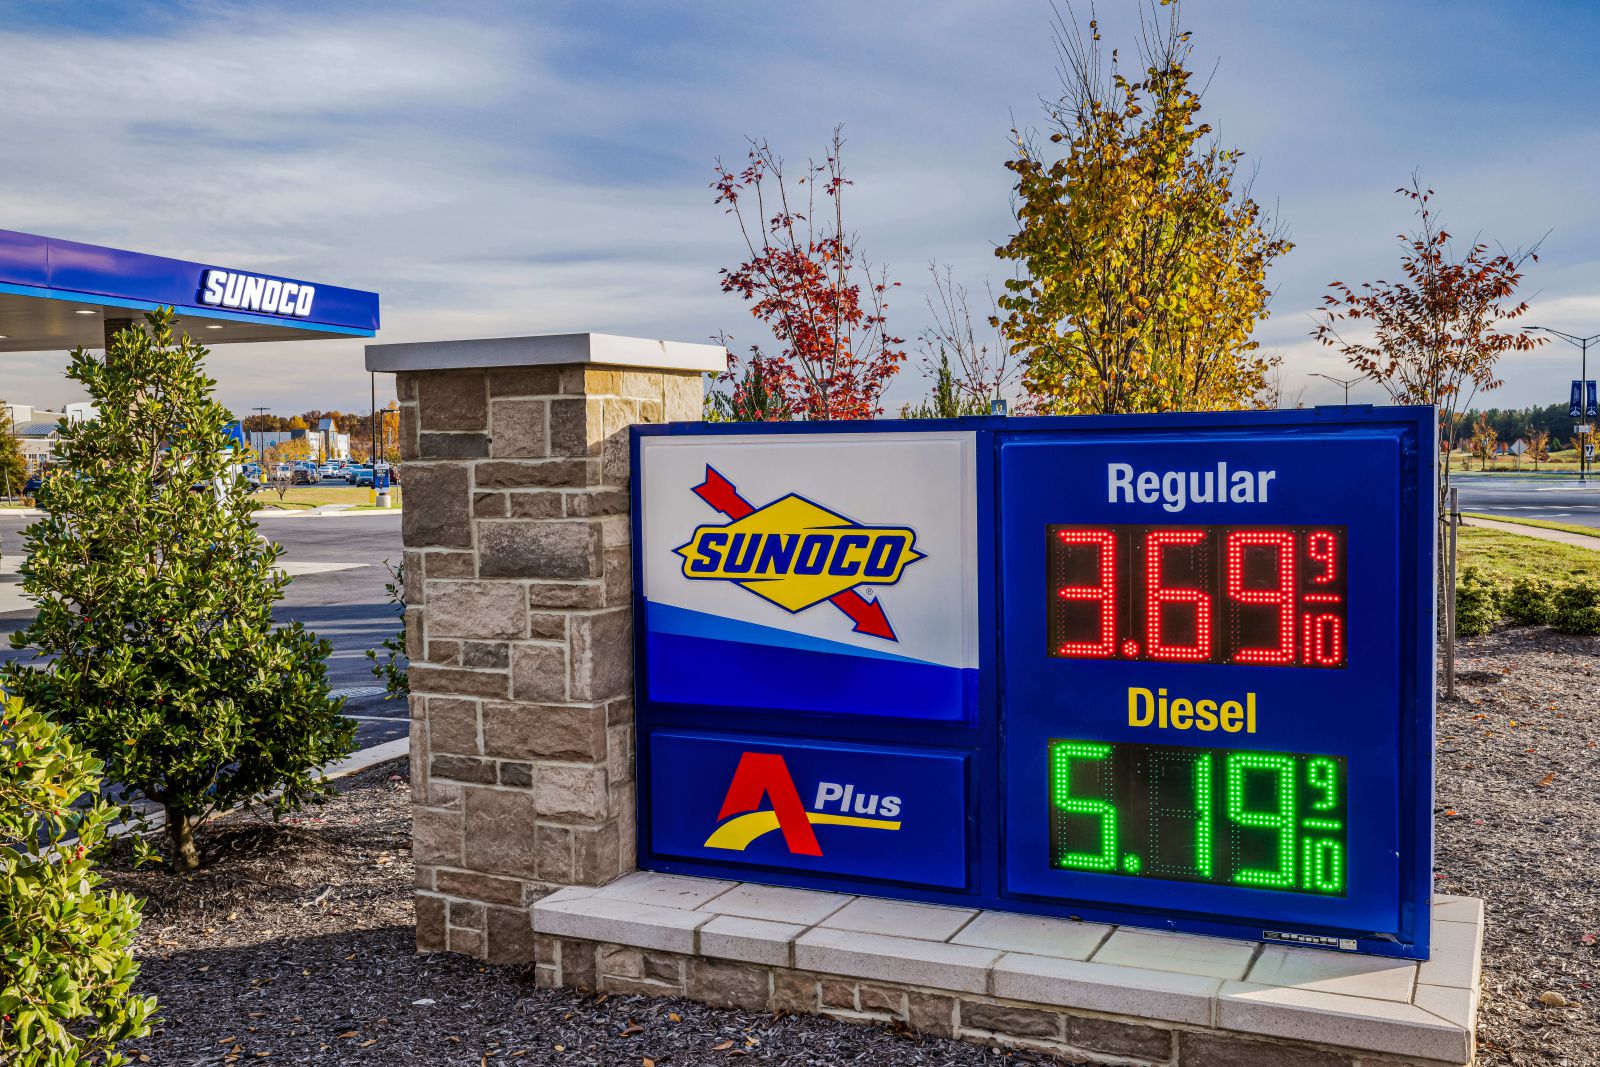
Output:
[
  {"xmin": 712, "ymin": 128, "xmax": 906, "ymax": 420},
  {"xmin": 1312, "ymin": 178, "xmax": 1543, "ymax": 509}
]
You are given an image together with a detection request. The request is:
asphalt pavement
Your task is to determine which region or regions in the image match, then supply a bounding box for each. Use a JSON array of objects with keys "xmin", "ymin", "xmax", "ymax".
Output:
[
  {"xmin": 0, "ymin": 510, "xmax": 408, "ymax": 749},
  {"xmin": 1451, "ymin": 472, "xmax": 1600, "ymax": 527}
]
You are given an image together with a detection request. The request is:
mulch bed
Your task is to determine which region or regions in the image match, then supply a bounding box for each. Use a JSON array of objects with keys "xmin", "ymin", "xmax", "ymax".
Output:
[
  {"xmin": 1435, "ymin": 625, "xmax": 1600, "ymax": 1066},
  {"xmin": 100, "ymin": 623, "xmax": 1598, "ymax": 1066},
  {"xmin": 102, "ymin": 764, "xmax": 1051, "ymax": 1067}
]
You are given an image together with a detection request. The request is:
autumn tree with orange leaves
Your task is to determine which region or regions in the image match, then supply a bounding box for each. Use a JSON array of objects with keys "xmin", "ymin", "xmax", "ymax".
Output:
[
  {"xmin": 1312, "ymin": 179, "xmax": 1543, "ymax": 508},
  {"xmin": 711, "ymin": 129, "xmax": 906, "ymax": 421}
]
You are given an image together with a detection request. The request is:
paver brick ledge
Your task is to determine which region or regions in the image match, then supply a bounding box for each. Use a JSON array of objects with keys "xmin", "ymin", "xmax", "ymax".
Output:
[{"xmin": 529, "ymin": 872, "xmax": 1483, "ymax": 1066}]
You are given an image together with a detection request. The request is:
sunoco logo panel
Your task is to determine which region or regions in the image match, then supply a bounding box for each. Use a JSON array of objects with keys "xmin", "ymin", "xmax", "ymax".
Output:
[{"xmin": 638, "ymin": 433, "xmax": 979, "ymax": 722}]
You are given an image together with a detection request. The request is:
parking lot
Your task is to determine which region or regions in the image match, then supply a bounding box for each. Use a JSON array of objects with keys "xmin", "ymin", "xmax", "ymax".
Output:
[{"xmin": 0, "ymin": 508, "xmax": 408, "ymax": 749}]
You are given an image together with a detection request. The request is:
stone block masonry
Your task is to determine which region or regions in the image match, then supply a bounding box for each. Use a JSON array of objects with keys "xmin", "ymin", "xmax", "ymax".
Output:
[{"xmin": 369, "ymin": 333, "xmax": 725, "ymax": 964}]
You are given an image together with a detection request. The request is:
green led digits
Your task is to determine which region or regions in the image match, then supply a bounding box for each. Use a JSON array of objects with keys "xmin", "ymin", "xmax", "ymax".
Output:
[
  {"xmin": 1050, "ymin": 741, "xmax": 1119, "ymax": 871},
  {"xmin": 1046, "ymin": 740, "xmax": 1347, "ymax": 896},
  {"xmin": 1303, "ymin": 837, "xmax": 1345, "ymax": 893},
  {"xmin": 1226, "ymin": 753, "xmax": 1297, "ymax": 889},
  {"xmin": 1148, "ymin": 750, "xmax": 1213, "ymax": 879},
  {"xmin": 1307, "ymin": 757, "xmax": 1339, "ymax": 810}
]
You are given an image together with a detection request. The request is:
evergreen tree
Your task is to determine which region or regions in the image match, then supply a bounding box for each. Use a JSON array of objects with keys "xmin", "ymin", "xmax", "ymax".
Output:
[
  {"xmin": 2, "ymin": 310, "xmax": 354, "ymax": 870},
  {"xmin": 705, "ymin": 353, "xmax": 796, "ymax": 422},
  {"xmin": 901, "ymin": 350, "xmax": 991, "ymax": 419}
]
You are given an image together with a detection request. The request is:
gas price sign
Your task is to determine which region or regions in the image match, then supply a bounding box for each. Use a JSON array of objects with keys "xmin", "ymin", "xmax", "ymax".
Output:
[{"xmin": 634, "ymin": 407, "xmax": 1435, "ymax": 960}]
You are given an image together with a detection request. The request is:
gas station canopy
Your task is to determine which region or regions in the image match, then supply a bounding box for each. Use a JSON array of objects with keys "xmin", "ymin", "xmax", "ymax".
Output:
[{"xmin": 0, "ymin": 228, "xmax": 379, "ymax": 351}]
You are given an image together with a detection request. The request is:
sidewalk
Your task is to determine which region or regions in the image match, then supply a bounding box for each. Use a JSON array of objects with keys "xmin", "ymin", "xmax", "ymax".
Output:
[
  {"xmin": 6, "ymin": 504, "xmax": 399, "ymax": 520},
  {"xmin": 255, "ymin": 503, "xmax": 402, "ymax": 518},
  {"xmin": 1462, "ymin": 515, "xmax": 1600, "ymax": 551}
]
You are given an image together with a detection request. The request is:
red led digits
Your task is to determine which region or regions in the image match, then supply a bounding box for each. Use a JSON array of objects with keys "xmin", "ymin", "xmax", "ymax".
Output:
[
  {"xmin": 1308, "ymin": 531, "xmax": 1339, "ymax": 583},
  {"xmin": 1056, "ymin": 529, "xmax": 1118, "ymax": 657},
  {"xmin": 1226, "ymin": 532, "xmax": 1297, "ymax": 665},
  {"xmin": 1302, "ymin": 530, "xmax": 1346, "ymax": 666},
  {"xmin": 1045, "ymin": 525, "xmax": 1347, "ymax": 668},
  {"xmin": 1304, "ymin": 613, "xmax": 1345, "ymax": 665},
  {"xmin": 1145, "ymin": 530, "xmax": 1212, "ymax": 662}
]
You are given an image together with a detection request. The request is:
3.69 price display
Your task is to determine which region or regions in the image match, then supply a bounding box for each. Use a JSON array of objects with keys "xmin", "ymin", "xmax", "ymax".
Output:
[
  {"xmin": 1047, "ymin": 525, "xmax": 1348, "ymax": 669},
  {"xmin": 1049, "ymin": 739, "xmax": 1348, "ymax": 896}
]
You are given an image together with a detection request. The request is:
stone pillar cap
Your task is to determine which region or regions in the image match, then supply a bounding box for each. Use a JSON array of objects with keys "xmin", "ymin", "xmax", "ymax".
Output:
[{"xmin": 365, "ymin": 331, "xmax": 727, "ymax": 374}]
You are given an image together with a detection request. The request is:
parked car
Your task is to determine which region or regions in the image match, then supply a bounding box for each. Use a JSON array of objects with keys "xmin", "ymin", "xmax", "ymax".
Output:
[
  {"xmin": 317, "ymin": 461, "xmax": 344, "ymax": 480},
  {"xmin": 23, "ymin": 473, "xmax": 43, "ymax": 495}
]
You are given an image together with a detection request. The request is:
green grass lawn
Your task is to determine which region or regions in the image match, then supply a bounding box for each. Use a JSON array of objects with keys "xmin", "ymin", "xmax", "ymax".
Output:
[
  {"xmin": 251, "ymin": 485, "xmax": 402, "ymax": 510},
  {"xmin": 1457, "ymin": 525, "xmax": 1600, "ymax": 584},
  {"xmin": 1463, "ymin": 513, "xmax": 1600, "ymax": 539},
  {"xmin": 1448, "ymin": 448, "xmax": 1584, "ymax": 474}
]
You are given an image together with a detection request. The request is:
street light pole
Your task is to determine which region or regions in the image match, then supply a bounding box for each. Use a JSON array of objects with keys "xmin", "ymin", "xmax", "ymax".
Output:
[
  {"xmin": 1528, "ymin": 327, "xmax": 1600, "ymax": 486},
  {"xmin": 1310, "ymin": 373, "xmax": 1364, "ymax": 405},
  {"xmin": 251, "ymin": 406, "xmax": 270, "ymax": 469}
]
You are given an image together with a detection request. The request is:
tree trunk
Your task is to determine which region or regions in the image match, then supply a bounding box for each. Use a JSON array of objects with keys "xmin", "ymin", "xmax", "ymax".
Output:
[{"xmin": 167, "ymin": 808, "xmax": 201, "ymax": 871}]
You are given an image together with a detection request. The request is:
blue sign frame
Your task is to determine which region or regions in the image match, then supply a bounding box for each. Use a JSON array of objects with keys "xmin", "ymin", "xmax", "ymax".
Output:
[{"xmin": 631, "ymin": 406, "xmax": 1435, "ymax": 959}]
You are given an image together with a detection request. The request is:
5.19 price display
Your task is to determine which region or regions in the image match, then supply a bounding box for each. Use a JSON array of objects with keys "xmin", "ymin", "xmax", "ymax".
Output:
[
  {"xmin": 1047, "ymin": 525, "xmax": 1349, "ymax": 669},
  {"xmin": 1049, "ymin": 739, "xmax": 1348, "ymax": 896}
]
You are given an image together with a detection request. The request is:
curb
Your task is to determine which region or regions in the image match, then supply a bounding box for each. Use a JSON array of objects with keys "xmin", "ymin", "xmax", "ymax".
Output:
[
  {"xmin": 319, "ymin": 737, "xmax": 410, "ymax": 779},
  {"xmin": 255, "ymin": 507, "xmax": 402, "ymax": 519}
]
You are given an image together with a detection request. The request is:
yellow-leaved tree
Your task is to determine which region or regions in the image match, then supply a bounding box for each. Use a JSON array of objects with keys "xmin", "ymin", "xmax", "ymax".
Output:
[{"xmin": 995, "ymin": 1, "xmax": 1291, "ymax": 414}]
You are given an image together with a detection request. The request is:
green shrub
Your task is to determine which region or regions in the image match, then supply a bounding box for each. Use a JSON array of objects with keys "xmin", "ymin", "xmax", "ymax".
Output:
[
  {"xmin": 1453, "ymin": 566, "xmax": 1505, "ymax": 636},
  {"xmin": 1502, "ymin": 574, "xmax": 1557, "ymax": 626},
  {"xmin": 1552, "ymin": 578, "xmax": 1600, "ymax": 635},
  {"xmin": 1, "ymin": 694, "xmax": 156, "ymax": 1064},
  {"xmin": 365, "ymin": 560, "xmax": 409, "ymax": 700},
  {"xmin": 3, "ymin": 310, "xmax": 354, "ymax": 870}
]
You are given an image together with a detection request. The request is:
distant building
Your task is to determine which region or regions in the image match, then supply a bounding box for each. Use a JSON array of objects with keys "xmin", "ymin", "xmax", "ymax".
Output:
[
  {"xmin": 3, "ymin": 402, "xmax": 96, "ymax": 473},
  {"xmin": 316, "ymin": 417, "xmax": 351, "ymax": 461},
  {"xmin": 255, "ymin": 429, "xmax": 322, "ymax": 462}
]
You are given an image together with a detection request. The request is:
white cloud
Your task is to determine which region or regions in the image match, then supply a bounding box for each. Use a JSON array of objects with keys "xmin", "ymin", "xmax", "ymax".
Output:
[{"xmin": 1, "ymin": 0, "xmax": 1596, "ymax": 418}]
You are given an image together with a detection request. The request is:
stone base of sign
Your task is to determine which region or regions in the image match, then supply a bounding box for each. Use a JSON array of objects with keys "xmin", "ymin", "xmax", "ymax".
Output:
[
  {"xmin": 530, "ymin": 874, "xmax": 1481, "ymax": 1066},
  {"xmin": 367, "ymin": 331, "xmax": 728, "ymax": 964}
]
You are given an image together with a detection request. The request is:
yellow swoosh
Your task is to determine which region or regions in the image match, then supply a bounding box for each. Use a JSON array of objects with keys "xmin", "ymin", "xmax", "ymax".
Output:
[{"xmin": 703, "ymin": 810, "xmax": 902, "ymax": 851}]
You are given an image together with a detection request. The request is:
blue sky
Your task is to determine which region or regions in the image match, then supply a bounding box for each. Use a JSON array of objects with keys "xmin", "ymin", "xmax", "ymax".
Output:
[{"xmin": 3, "ymin": 0, "xmax": 1598, "ymax": 415}]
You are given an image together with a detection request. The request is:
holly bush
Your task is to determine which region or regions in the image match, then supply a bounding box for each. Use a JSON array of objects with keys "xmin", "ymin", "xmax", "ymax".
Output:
[
  {"xmin": 3, "ymin": 310, "xmax": 355, "ymax": 870},
  {"xmin": 1502, "ymin": 575, "xmax": 1556, "ymax": 627},
  {"xmin": 1552, "ymin": 578, "xmax": 1600, "ymax": 636},
  {"xmin": 1453, "ymin": 566, "xmax": 1504, "ymax": 637},
  {"xmin": 0, "ymin": 693, "xmax": 156, "ymax": 1065}
]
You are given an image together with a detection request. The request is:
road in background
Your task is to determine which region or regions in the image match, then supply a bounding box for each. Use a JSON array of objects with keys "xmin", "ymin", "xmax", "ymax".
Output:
[
  {"xmin": 1452, "ymin": 473, "xmax": 1600, "ymax": 527},
  {"xmin": 0, "ymin": 511, "xmax": 408, "ymax": 748}
]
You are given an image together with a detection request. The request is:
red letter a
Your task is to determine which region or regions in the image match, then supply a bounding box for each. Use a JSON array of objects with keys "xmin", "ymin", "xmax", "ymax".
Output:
[{"xmin": 715, "ymin": 752, "xmax": 823, "ymax": 856}]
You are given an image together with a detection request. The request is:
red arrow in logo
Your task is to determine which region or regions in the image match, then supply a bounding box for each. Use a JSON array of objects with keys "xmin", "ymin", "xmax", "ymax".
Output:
[{"xmin": 692, "ymin": 466, "xmax": 899, "ymax": 641}]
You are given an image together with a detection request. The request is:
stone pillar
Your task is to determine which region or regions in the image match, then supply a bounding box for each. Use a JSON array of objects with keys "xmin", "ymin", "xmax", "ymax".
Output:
[
  {"xmin": 104, "ymin": 316, "xmax": 137, "ymax": 349},
  {"xmin": 365, "ymin": 333, "xmax": 724, "ymax": 963}
]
